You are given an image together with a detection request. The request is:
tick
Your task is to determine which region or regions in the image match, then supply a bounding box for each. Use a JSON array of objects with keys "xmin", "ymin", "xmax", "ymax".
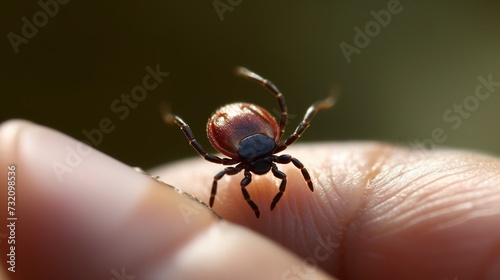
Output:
[{"xmin": 165, "ymin": 67, "xmax": 334, "ymax": 218}]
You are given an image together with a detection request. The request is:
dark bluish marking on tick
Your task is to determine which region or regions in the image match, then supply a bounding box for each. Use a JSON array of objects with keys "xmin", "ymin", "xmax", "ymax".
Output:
[{"xmin": 164, "ymin": 67, "xmax": 335, "ymax": 218}]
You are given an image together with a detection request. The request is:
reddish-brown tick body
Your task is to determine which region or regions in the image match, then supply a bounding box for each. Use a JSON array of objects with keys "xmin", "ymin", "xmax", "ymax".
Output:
[
  {"xmin": 165, "ymin": 67, "xmax": 334, "ymax": 218},
  {"xmin": 208, "ymin": 103, "xmax": 280, "ymax": 162}
]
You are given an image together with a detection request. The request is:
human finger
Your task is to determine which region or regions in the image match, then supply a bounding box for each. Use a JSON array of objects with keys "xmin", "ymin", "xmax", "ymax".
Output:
[
  {"xmin": 0, "ymin": 120, "xmax": 337, "ymax": 280},
  {"xmin": 154, "ymin": 142, "xmax": 500, "ymax": 279}
]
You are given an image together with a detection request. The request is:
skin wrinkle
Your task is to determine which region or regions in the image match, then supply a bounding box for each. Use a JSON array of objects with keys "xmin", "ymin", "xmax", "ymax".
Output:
[
  {"xmin": 364, "ymin": 182, "xmax": 500, "ymax": 239},
  {"xmin": 269, "ymin": 208, "xmax": 313, "ymax": 270},
  {"xmin": 392, "ymin": 201, "xmax": 475, "ymax": 234},
  {"xmin": 323, "ymin": 174, "xmax": 342, "ymax": 207},
  {"xmin": 366, "ymin": 184, "xmax": 460, "ymax": 235},
  {"xmin": 427, "ymin": 173, "xmax": 500, "ymax": 207},
  {"xmin": 419, "ymin": 182, "xmax": 476, "ymax": 214},
  {"xmin": 370, "ymin": 164, "xmax": 499, "ymax": 233},
  {"xmin": 340, "ymin": 147, "xmax": 500, "ymax": 278},
  {"xmin": 360, "ymin": 146, "xmax": 398, "ymax": 207},
  {"xmin": 364, "ymin": 155, "xmax": 476, "ymax": 214},
  {"xmin": 477, "ymin": 172, "xmax": 500, "ymax": 185},
  {"xmin": 422, "ymin": 201, "xmax": 496, "ymax": 232},
  {"xmin": 370, "ymin": 170, "xmax": 471, "ymax": 225},
  {"xmin": 305, "ymin": 147, "xmax": 353, "ymax": 274},
  {"xmin": 422, "ymin": 172, "xmax": 481, "ymax": 200},
  {"xmin": 363, "ymin": 144, "xmax": 393, "ymax": 188},
  {"xmin": 313, "ymin": 166, "xmax": 338, "ymax": 220},
  {"xmin": 366, "ymin": 170, "xmax": 443, "ymax": 216},
  {"xmin": 299, "ymin": 210, "xmax": 320, "ymax": 256},
  {"xmin": 287, "ymin": 157, "xmax": 327, "ymax": 229},
  {"xmin": 346, "ymin": 151, "xmax": 499, "ymax": 279},
  {"xmin": 311, "ymin": 169, "xmax": 333, "ymax": 211},
  {"xmin": 344, "ymin": 156, "xmax": 498, "ymax": 276},
  {"xmin": 335, "ymin": 143, "xmax": 393, "ymax": 279}
]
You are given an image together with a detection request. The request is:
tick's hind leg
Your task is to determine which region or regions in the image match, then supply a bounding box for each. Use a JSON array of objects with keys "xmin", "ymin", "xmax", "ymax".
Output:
[
  {"xmin": 211, "ymin": 164, "xmax": 244, "ymax": 207},
  {"xmin": 270, "ymin": 165, "xmax": 287, "ymax": 211},
  {"xmin": 273, "ymin": 154, "xmax": 314, "ymax": 192},
  {"xmin": 291, "ymin": 158, "xmax": 314, "ymax": 192},
  {"xmin": 240, "ymin": 170, "xmax": 261, "ymax": 218}
]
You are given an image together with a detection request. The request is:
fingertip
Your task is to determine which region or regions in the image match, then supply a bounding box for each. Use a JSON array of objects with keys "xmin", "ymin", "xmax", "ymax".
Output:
[{"xmin": 0, "ymin": 120, "xmax": 217, "ymax": 278}]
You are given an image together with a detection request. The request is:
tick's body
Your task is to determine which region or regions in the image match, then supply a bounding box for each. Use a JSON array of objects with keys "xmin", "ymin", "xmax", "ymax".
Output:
[
  {"xmin": 165, "ymin": 67, "xmax": 334, "ymax": 218},
  {"xmin": 208, "ymin": 103, "xmax": 280, "ymax": 161}
]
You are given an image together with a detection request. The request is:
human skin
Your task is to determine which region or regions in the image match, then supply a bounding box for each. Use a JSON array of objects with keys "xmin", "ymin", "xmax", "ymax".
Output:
[{"xmin": 0, "ymin": 119, "xmax": 499, "ymax": 280}]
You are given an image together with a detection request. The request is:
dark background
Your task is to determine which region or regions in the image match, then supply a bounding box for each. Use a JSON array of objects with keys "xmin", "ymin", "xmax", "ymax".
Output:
[{"xmin": 2, "ymin": 0, "xmax": 500, "ymax": 169}]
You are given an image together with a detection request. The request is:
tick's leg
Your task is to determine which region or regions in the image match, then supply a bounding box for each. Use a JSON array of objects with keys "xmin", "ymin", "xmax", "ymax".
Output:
[
  {"xmin": 240, "ymin": 170, "xmax": 260, "ymax": 218},
  {"xmin": 273, "ymin": 155, "xmax": 314, "ymax": 192},
  {"xmin": 163, "ymin": 113, "xmax": 238, "ymax": 165},
  {"xmin": 275, "ymin": 96, "xmax": 335, "ymax": 153},
  {"xmin": 235, "ymin": 67, "xmax": 288, "ymax": 137},
  {"xmin": 270, "ymin": 164, "xmax": 287, "ymax": 211},
  {"xmin": 291, "ymin": 157, "xmax": 314, "ymax": 192},
  {"xmin": 211, "ymin": 163, "xmax": 244, "ymax": 207}
]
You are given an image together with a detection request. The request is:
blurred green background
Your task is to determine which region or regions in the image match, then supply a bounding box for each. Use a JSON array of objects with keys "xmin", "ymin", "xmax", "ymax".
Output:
[{"xmin": 2, "ymin": 0, "xmax": 499, "ymax": 169}]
